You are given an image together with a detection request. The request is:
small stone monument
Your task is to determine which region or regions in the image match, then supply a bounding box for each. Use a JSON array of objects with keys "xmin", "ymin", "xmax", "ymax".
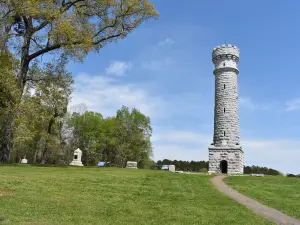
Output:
[
  {"xmin": 126, "ymin": 161, "xmax": 137, "ymax": 169},
  {"xmin": 21, "ymin": 156, "xmax": 28, "ymax": 164},
  {"xmin": 69, "ymin": 148, "xmax": 83, "ymax": 166},
  {"xmin": 168, "ymin": 165, "xmax": 175, "ymax": 172}
]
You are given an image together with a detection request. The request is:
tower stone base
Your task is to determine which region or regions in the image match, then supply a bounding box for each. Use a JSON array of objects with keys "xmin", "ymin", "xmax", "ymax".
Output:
[{"xmin": 208, "ymin": 147, "xmax": 244, "ymax": 174}]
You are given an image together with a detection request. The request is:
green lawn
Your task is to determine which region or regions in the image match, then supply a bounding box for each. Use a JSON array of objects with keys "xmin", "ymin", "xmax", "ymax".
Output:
[
  {"xmin": 0, "ymin": 166, "xmax": 273, "ymax": 225},
  {"xmin": 226, "ymin": 176, "xmax": 300, "ymax": 220}
]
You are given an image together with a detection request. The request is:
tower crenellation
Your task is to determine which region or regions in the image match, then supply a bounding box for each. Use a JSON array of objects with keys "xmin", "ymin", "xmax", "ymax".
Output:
[
  {"xmin": 212, "ymin": 44, "xmax": 239, "ymax": 74},
  {"xmin": 208, "ymin": 44, "xmax": 244, "ymax": 174}
]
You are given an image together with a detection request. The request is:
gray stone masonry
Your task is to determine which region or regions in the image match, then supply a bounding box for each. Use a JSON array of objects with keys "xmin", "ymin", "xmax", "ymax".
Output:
[{"xmin": 208, "ymin": 44, "xmax": 244, "ymax": 174}]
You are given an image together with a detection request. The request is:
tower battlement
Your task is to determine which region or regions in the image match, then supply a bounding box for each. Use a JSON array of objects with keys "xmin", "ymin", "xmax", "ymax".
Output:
[{"xmin": 212, "ymin": 44, "xmax": 239, "ymax": 63}]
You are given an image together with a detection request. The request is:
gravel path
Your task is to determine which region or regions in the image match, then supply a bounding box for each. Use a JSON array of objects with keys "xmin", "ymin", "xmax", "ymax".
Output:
[{"xmin": 211, "ymin": 175, "xmax": 300, "ymax": 225}]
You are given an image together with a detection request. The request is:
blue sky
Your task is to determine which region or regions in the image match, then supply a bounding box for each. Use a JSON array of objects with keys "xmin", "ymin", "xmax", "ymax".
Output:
[{"xmin": 68, "ymin": 1, "xmax": 300, "ymax": 174}]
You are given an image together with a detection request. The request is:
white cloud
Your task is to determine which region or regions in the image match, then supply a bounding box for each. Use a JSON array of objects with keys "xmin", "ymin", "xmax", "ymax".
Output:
[
  {"xmin": 70, "ymin": 73, "xmax": 165, "ymax": 118},
  {"xmin": 158, "ymin": 38, "xmax": 175, "ymax": 46},
  {"xmin": 240, "ymin": 96, "xmax": 275, "ymax": 111},
  {"xmin": 151, "ymin": 129, "xmax": 300, "ymax": 174},
  {"xmin": 285, "ymin": 98, "xmax": 300, "ymax": 111},
  {"xmin": 105, "ymin": 61, "xmax": 132, "ymax": 76}
]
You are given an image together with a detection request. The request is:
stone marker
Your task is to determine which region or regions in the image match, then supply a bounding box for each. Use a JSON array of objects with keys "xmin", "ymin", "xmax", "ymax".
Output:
[
  {"xmin": 21, "ymin": 157, "xmax": 28, "ymax": 164},
  {"xmin": 168, "ymin": 165, "xmax": 175, "ymax": 172},
  {"xmin": 126, "ymin": 161, "xmax": 137, "ymax": 169},
  {"xmin": 69, "ymin": 148, "xmax": 84, "ymax": 166},
  {"xmin": 251, "ymin": 174, "xmax": 264, "ymax": 177}
]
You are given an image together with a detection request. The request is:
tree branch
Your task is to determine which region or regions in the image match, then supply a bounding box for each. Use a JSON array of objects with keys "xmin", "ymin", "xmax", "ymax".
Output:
[
  {"xmin": 63, "ymin": 0, "xmax": 86, "ymax": 12},
  {"xmin": 92, "ymin": 33, "xmax": 123, "ymax": 45},
  {"xmin": 33, "ymin": 0, "xmax": 85, "ymax": 32},
  {"xmin": 28, "ymin": 44, "xmax": 62, "ymax": 61},
  {"xmin": 30, "ymin": 37, "xmax": 44, "ymax": 50}
]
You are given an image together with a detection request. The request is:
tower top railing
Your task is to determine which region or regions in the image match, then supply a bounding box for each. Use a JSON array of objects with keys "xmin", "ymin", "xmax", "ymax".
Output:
[{"xmin": 212, "ymin": 44, "xmax": 240, "ymax": 62}]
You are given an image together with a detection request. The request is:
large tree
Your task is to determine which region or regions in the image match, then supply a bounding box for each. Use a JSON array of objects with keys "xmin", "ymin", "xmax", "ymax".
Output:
[
  {"xmin": 12, "ymin": 56, "xmax": 73, "ymax": 164},
  {"xmin": 0, "ymin": 0, "xmax": 158, "ymax": 162}
]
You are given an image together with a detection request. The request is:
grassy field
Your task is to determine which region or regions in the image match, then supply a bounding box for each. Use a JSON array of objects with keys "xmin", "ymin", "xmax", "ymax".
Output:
[
  {"xmin": 0, "ymin": 166, "xmax": 273, "ymax": 225},
  {"xmin": 226, "ymin": 176, "xmax": 300, "ymax": 220}
]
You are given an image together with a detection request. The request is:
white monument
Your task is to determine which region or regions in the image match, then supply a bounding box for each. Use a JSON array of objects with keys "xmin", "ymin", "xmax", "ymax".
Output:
[
  {"xmin": 70, "ymin": 148, "xmax": 84, "ymax": 166},
  {"xmin": 21, "ymin": 157, "xmax": 28, "ymax": 164},
  {"xmin": 126, "ymin": 161, "xmax": 138, "ymax": 169},
  {"xmin": 208, "ymin": 44, "xmax": 244, "ymax": 174},
  {"xmin": 168, "ymin": 165, "xmax": 175, "ymax": 172}
]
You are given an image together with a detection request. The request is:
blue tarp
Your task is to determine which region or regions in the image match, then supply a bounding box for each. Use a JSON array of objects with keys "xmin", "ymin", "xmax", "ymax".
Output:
[
  {"xmin": 98, "ymin": 162, "xmax": 105, "ymax": 167},
  {"xmin": 161, "ymin": 165, "xmax": 169, "ymax": 170}
]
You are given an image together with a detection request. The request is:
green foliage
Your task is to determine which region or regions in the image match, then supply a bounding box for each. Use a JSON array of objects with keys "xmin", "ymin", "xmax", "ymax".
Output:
[
  {"xmin": 243, "ymin": 165, "xmax": 281, "ymax": 175},
  {"xmin": 0, "ymin": 166, "xmax": 273, "ymax": 224},
  {"xmin": 68, "ymin": 106, "xmax": 153, "ymax": 167},
  {"xmin": 0, "ymin": 53, "xmax": 19, "ymax": 118},
  {"xmin": 0, "ymin": 52, "xmax": 21, "ymax": 161},
  {"xmin": 226, "ymin": 175, "xmax": 300, "ymax": 220},
  {"xmin": 156, "ymin": 159, "xmax": 209, "ymax": 172}
]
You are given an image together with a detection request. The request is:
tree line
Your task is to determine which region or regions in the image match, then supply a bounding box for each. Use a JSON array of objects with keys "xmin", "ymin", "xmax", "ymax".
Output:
[
  {"xmin": 156, "ymin": 159, "xmax": 209, "ymax": 172},
  {"xmin": 156, "ymin": 159, "xmax": 282, "ymax": 175},
  {"xmin": 243, "ymin": 165, "xmax": 281, "ymax": 175},
  {"xmin": 0, "ymin": 0, "xmax": 158, "ymax": 164}
]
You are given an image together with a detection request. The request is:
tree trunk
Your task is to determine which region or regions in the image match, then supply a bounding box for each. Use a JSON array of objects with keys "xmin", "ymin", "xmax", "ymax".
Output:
[
  {"xmin": 0, "ymin": 115, "xmax": 14, "ymax": 163},
  {"xmin": 40, "ymin": 117, "xmax": 55, "ymax": 164}
]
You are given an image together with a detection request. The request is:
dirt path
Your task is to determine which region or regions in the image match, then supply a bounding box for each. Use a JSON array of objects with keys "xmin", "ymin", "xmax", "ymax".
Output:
[{"xmin": 211, "ymin": 175, "xmax": 300, "ymax": 225}]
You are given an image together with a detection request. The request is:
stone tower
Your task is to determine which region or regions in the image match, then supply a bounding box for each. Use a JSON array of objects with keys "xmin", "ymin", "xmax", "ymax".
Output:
[{"xmin": 208, "ymin": 44, "xmax": 244, "ymax": 174}]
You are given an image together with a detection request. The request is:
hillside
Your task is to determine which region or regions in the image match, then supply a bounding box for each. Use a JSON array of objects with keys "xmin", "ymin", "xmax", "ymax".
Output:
[
  {"xmin": 226, "ymin": 176, "xmax": 300, "ymax": 220},
  {"xmin": 0, "ymin": 166, "xmax": 275, "ymax": 224}
]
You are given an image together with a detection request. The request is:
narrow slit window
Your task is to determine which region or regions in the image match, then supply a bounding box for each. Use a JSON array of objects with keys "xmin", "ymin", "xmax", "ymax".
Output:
[
  {"xmin": 224, "ymin": 108, "xmax": 226, "ymax": 113},
  {"xmin": 224, "ymin": 131, "xmax": 226, "ymax": 136},
  {"xmin": 224, "ymin": 84, "xmax": 226, "ymax": 89}
]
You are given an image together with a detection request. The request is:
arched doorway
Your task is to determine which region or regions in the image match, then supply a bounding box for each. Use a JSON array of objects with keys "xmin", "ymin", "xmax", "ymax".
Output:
[{"xmin": 220, "ymin": 160, "xmax": 228, "ymax": 174}]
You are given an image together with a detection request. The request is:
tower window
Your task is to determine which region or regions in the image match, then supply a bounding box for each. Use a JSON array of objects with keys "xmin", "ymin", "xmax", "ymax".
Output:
[
  {"xmin": 224, "ymin": 108, "xmax": 226, "ymax": 113},
  {"xmin": 223, "ymin": 62, "xmax": 226, "ymax": 66},
  {"xmin": 224, "ymin": 84, "xmax": 226, "ymax": 89},
  {"xmin": 224, "ymin": 131, "xmax": 226, "ymax": 136}
]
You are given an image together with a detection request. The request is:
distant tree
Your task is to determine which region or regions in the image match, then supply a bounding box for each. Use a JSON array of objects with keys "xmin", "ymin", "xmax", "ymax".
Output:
[
  {"xmin": 67, "ymin": 105, "xmax": 153, "ymax": 167},
  {"xmin": 156, "ymin": 159, "xmax": 208, "ymax": 172},
  {"xmin": 244, "ymin": 165, "xmax": 281, "ymax": 175},
  {"xmin": 68, "ymin": 111, "xmax": 105, "ymax": 165},
  {"xmin": 287, "ymin": 174, "xmax": 297, "ymax": 177}
]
